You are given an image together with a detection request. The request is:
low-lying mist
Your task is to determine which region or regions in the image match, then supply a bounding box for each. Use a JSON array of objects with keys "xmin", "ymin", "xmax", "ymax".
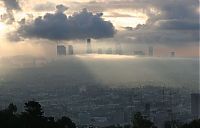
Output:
[
  {"xmin": 77, "ymin": 55, "xmax": 199, "ymax": 89},
  {"xmin": 0, "ymin": 54, "xmax": 199, "ymax": 91}
]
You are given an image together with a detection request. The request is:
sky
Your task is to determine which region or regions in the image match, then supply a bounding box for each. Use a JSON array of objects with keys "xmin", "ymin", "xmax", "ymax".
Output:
[{"xmin": 0, "ymin": 0, "xmax": 199, "ymax": 57}]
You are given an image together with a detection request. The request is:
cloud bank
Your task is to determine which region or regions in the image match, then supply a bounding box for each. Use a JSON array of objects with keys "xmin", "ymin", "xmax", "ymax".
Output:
[
  {"xmin": 77, "ymin": 0, "xmax": 199, "ymax": 46},
  {"xmin": 122, "ymin": 0, "xmax": 199, "ymax": 45},
  {"xmin": 2, "ymin": 0, "xmax": 199, "ymax": 52}
]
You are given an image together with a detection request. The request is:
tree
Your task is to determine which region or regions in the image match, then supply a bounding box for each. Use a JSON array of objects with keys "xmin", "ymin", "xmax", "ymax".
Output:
[
  {"xmin": 21, "ymin": 101, "xmax": 46, "ymax": 128},
  {"xmin": 164, "ymin": 120, "xmax": 182, "ymax": 128},
  {"xmin": 180, "ymin": 119, "xmax": 200, "ymax": 128},
  {"xmin": 8, "ymin": 103, "xmax": 17, "ymax": 114},
  {"xmin": 103, "ymin": 125, "xmax": 124, "ymax": 128},
  {"xmin": 24, "ymin": 101, "xmax": 44, "ymax": 117},
  {"xmin": 0, "ymin": 103, "xmax": 20, "ymax": 128},
  {"xmin": 0, "ymin": 101, "xmax": 77, "ymax": 128},
  {"xmin": 132, "ymin": 112, "xmax": 157, "ymax": 128},
  {"xmin": 57, "ymin": 116, "xmax": 76, "ymax": 128}
]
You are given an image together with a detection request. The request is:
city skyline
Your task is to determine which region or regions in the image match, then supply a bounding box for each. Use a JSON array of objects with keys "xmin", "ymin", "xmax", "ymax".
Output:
[{"xmin": 0, "ymin": 0, "xmax": 199, "ymax": 57}]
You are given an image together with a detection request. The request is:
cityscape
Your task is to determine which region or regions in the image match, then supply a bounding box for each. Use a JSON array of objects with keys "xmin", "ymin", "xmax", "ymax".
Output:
[
  {"xmin": 0, "ymin": 0, "xmax": 199, "ymax": 128},
  {"xmin": 56, "ymin": 38, "xmax": 176, "ymax": 57},
  {"xmin": 0, "ymin": 52, "xmax": 199, "ymax": 128},
  {"xmin": 0, "ymin": 81, "xmax": 199, "ymax": 127}
]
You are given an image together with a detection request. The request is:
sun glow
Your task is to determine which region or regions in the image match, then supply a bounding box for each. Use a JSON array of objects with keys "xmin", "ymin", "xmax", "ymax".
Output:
[
  {"xmin": 76, "ymin": 54, "xmax": 137, "ymax": 60},
  {"xmin": 0, "ymin": 22, "xmax": 6, "ymax": 33},
  {"xmin": 103, "ymin": 10, "xmax": 148, "ymax": 30}
]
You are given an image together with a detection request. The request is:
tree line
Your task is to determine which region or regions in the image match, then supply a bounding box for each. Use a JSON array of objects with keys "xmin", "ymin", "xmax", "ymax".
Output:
[
  {"xmin": 0, "ymin": 101, "xmax": 76, "ymax": 128},
  {"xmin": 0, "ymin": 101, "xmax": 199, "ymax": 128}
]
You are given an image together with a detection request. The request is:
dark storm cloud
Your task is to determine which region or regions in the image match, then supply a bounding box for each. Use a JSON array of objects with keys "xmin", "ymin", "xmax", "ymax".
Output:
[
  {"xmin": 132, "ymin": 30, "xmax": 199, "ymax": 45},
  {"xmin": 71, "ymin": 0, "xmax": 199, "ymax": 46},
  {"xmin": 123, "ymin": 0, "xmax": 199, "ymax": 31},
  {"xmin": 117, "ymin": 0, "xmax": 199, "ymax": 46},
  {"xmin": 150, "ymin": 0, "xmax": 199, "ymax": 30},
  {"xmin": 14, "ymin": 7, "xmax": 115, "ymax": 41},
  {"xmin": 155, "ymin": 20, "xmax": 199, "ymax": 30}
]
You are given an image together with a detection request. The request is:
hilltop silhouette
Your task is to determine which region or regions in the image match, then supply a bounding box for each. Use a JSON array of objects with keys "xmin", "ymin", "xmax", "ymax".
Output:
[{"xmin": 0, "ymin": 101, "xmax": 199, "ymax": 128}]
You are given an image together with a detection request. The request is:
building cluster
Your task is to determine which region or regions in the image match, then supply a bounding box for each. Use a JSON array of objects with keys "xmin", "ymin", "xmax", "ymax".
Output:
[
  {"xmin": 191, "ymin": 93, "xmax": 200, "ymax": 119},
  {"xmin": 56, "ymin": 39, "xmax": 176, "ymax": 57},
  {"xmin": 56, "ymin": 39, "xmax": 123, "ymax": 56},
  {"xmin": 0, "ymin": 81, "xmax": 198, "ymax": 128},
  {"xmin": 57, "ymin": 45, "xmax": 74, "ymax": 56}
]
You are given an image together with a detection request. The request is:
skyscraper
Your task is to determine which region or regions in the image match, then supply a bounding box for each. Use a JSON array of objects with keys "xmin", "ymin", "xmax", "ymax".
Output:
[
  {"xmin": 86, "ymin": 38, "xmax": 92, "ymax": 54},
  {"xmin": 106, "ymin": 48, "xmax": 113, "ymax": 54},
  {"xmin": 134, "ymin": 51, "xmax": 145, "ymax": 56},
  {"xmin": 57, "ymin": 45, "xmax": 66, "ymax": 56},
  {"xmin": 191, "ymin": 93, "xmax": 200, "ymax": 119},
  {"xmin": 148, "ymin": 46, "xmax": 153, "ymax": 57},
  {"xmin": 68, "ymin": 45, "xmax": 74, "ymax": 55},
  {"xmin": 97, "ymin": 48, "xmax": 103, "ymax": 54},
  {"xmin": 170, "ymin": 52, "xmax": 175, "ymax": 57},
  {"xmin": 116, "ymin": 43, "xmax": 122, "ymax": 55},
  {"xmin": 145, "ymin": 103, "xmax": 150, "ymax": 117}
]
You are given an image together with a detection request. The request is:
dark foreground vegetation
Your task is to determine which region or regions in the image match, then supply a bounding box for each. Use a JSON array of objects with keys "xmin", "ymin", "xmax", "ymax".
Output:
[
  {"xmin": 0, "ymin": 101, "xmax": 199, "ymax": 128},
  {"xmin": 0, "ymin": 101, "xmax": 76, "ymax": 128}
]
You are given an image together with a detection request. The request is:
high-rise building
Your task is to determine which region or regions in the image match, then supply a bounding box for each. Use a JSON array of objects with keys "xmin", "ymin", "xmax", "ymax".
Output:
[
  {"xmin": 116, "ymin": 43, "xmax": 122, "ymax": 55},
  {"xmin": 106, "ymin": 48, "xmax": 113, "ymax": 54},
  {"xmin": 134, "ymin": 51, "xmax": 145, "ymax": 56},
  {"xmin": 170, "ymin": 52, "xmax": 175, "ymax": 57},
  {"xmin": 57, "ymin": 45, "xmax": 66, "ymax": 56},
  {"xmin": 145, "ymin": 103, "xmax": 150, "ymax": 117},
  {"xmin": 97, "ymin": 48, "xmax": 103, "ymax": 54},
  {"xmin": 86, "ymin": 38, "xmax": 92, "ymax": 54},
  {"xmin": 191, "ymin": 93, "xmax": 200, "ymax": 119},
  {"xmin": 148, "ymin": 46, "xmax": 153, "ymax": 57},
  {"xmin": 68, "ymin": 45, "xmax": 74, "ymax": 55}
]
